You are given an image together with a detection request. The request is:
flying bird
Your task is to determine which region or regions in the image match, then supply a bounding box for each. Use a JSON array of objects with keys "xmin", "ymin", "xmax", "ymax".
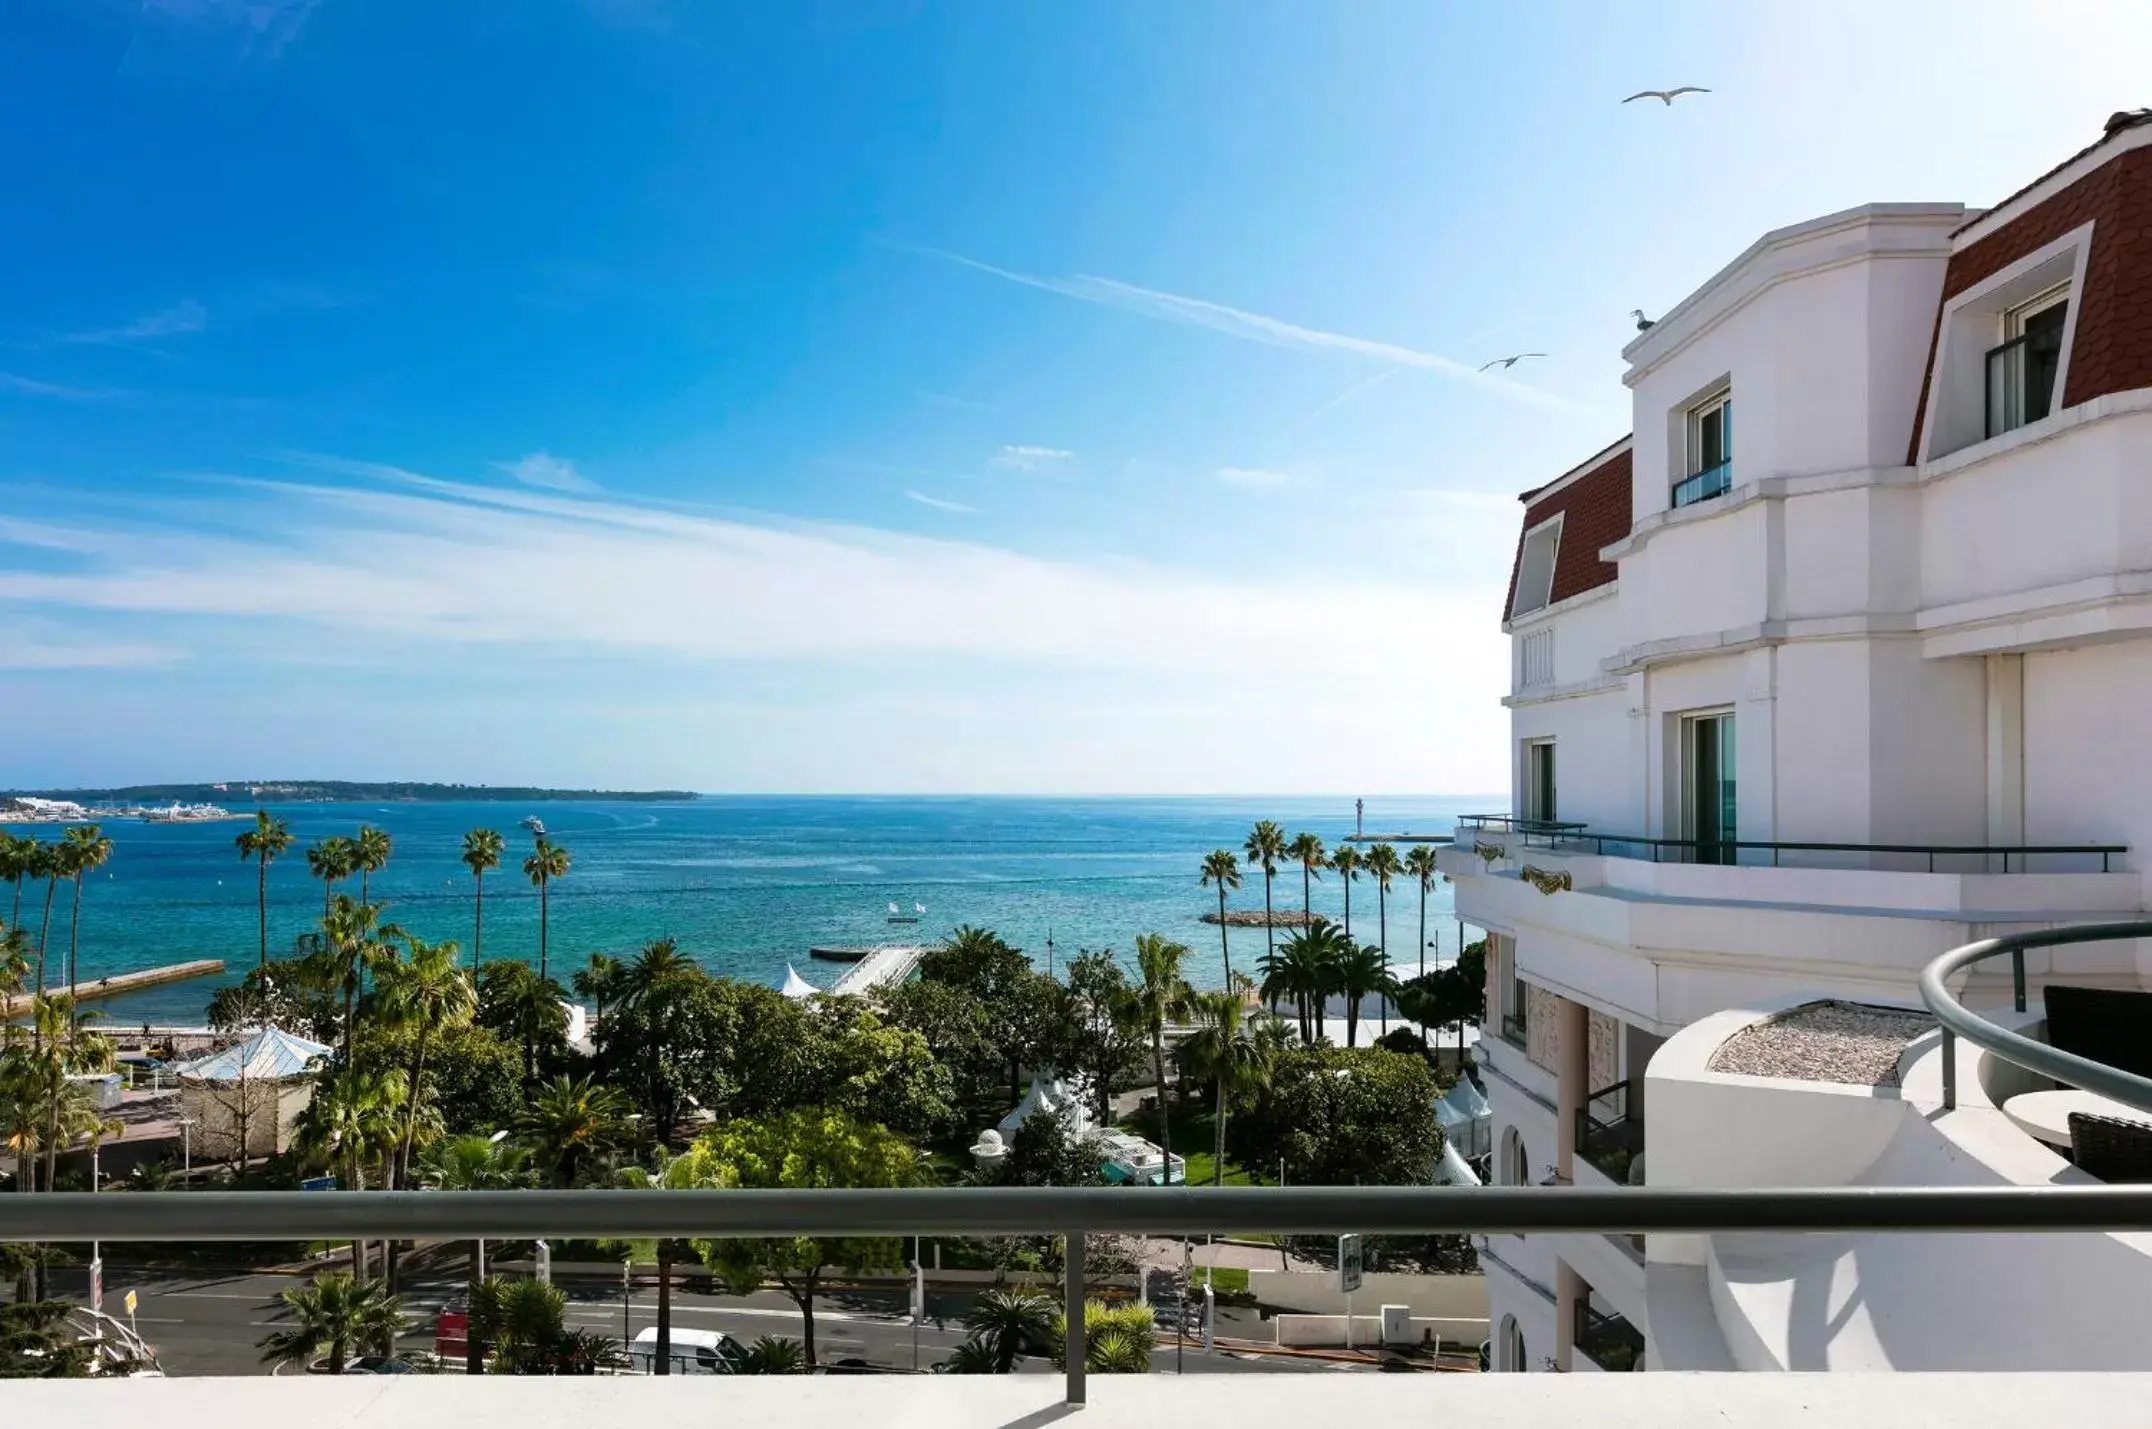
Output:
[
  {"xmin": 1631, "ymin": 309, "xmax": 1656, "ymax": 331},
  {"xmin": 1623, "ymin": 86, "xmax": 1711, "ymax": 105},
  {"xmin": 1479, "ymin": 353, "xmax": 1546, "ymax": 371}
]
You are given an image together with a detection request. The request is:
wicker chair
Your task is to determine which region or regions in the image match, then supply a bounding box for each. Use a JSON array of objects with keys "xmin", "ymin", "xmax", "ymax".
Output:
[
  {"xmin": 2068, "ymin": 1112, "xmax": 2152, "ymax": 1183},
  {"xmin": 2043, "ymin": 984, "xmax": 2152, "ymax": 1080}
]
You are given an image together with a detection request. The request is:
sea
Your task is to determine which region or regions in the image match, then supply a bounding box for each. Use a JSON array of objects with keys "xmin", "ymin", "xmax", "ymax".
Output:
[{"xmin": 9, "ymin": 794, "xmax": 1487, "ymax": 1027}]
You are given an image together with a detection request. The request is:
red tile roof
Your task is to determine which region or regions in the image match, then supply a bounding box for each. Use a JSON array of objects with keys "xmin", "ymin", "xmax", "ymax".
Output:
[{"xmin": 1504, "ymin": 441, "xmax": 1631, "ymax": 621}]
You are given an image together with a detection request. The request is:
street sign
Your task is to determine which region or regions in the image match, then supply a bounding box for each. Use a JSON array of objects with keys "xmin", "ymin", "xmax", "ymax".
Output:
[
  {"xmin": 535, "ymin": 1240, "xmax": 552, "ymax": 1285},
  {"xmin": 123, "ymin": 1289, "xmax": 137, "ymax": 1318},
  {"xmin": 300, "ymin": 1175, "xmax": 338, "ymax": 1192},
  {"xmin": 1338, "ymin": 1234, "xmax": 1363, "ymax": 1293},
  {"xmin": 89, "ymin": 1256, "xmax": 103, "ymax": 1314}
]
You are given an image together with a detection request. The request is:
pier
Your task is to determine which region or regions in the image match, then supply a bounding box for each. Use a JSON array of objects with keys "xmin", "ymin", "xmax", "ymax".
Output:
[
  {"xmin": 829, "ymin": 944, "xmax": 926, "ymax": 996},
  {"xmin": 0, "ymin": 958, "xmax": 225, "ymax": 1018}
]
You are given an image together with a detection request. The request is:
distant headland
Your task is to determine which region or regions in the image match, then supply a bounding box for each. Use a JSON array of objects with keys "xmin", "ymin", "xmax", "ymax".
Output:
[{"xmin": 7, "ymin": 781, "xmax": 699, "ymax": 804}]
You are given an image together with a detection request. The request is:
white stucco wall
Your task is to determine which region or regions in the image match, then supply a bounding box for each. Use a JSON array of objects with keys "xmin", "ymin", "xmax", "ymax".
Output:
[
  {"xmin": 2025, "ymin": 637, "xmax": 2152, "ymax": 915},
  {"xmin": 1509, "ymin": 686, "xmax": 1632, "ymax": 831}
]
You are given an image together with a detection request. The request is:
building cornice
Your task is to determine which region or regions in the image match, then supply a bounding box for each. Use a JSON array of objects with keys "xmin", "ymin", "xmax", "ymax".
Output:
[
  {"xmin": 1502, "ymin": 579, "xmax": 1616, "ymax": 635},
  {"xmin": 1599, "ymin": 465, "xmax": 1916, "ymax": 563},
  {"xmin": 1604, "ymin": 614, "xmax": 1919, "ymax": 676}
]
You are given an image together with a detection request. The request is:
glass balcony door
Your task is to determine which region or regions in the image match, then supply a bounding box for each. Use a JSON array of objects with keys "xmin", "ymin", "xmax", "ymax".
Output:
[{"xmin": 1682, "ymin": 712, "xmax": 1736, "ymax": 865}]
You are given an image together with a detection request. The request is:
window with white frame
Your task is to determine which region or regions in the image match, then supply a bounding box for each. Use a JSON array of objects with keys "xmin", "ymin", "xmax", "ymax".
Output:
[
  {"xmin": 1522, "ymin": 739, "xmax": 1556, "ymax": 822},
  {"xmin": 1509, "ymin": 514, "xmax": 1561, "ymax": 618},
  {"xmin": 1673, "ymin": 387, "xmax": 1732, "ymax": 508},
  {"xmin": 1987, "ymin": 283, "xmax": 2070, "ymax": 438}
]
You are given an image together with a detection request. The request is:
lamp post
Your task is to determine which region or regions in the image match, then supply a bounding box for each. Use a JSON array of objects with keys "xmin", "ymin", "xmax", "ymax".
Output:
[{"xmin": 179, "ymin": 1117, "xmax": 196, "ymax": 1180}]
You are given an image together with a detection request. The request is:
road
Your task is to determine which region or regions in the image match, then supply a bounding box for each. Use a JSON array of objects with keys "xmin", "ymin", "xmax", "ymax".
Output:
[{"xmin": 94, "ymin": 1262, "xmax": 1360, "ymax": 1378}]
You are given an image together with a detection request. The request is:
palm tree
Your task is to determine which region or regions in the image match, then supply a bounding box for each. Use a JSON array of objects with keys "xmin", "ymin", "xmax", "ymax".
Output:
[
  {"xmin": 0, "ymin": 834, "xmax": 33, "ymax": 932},
  {"xmin": 1333, "ymin": 942, "xmax": 1396, "ymax": 1049},
  {"xmin": 1130, "ymin": 934, "xmax": 1192, "ymax": 1184},
  {"xmin": 1264, "ymin": 917, "xmax": 1350, "ymax": 1044},
  {"xmin": 1177, "ymin": 990, "xmax": 1275, "ymax": 1185},
  {"xmin": 963, "ymin": 1288, "xmax": 1055, "ymax": 1372},
  {"xmin": 416, "ymin": 1134, "xmax": 532, "ymax": 1374},
  {"xmin": 257, "ymin": 1272, "xmax": 407, "ymax": 1373},
  {"xmin": 736, "ymin": 1336, "xmax": 809, "ymax": 1374},
  {"xmin": 523, "ymin": 837, "xmax": 571, "ymax": 981},
  {"xmin": 352, "ymin": 825, "xmax": 393, "ymax": 905},
  {"xmin": 26, "ymin": 842, "xmax": 59, "ymax": 1003},
  {"xmin": 460, "ymin": 828, "xmax": 505, "ymax": 968},
  {"xmin": 1361, "ymin": 843, "xmax": 1402, "ymax": 1032},
  {"xmin": 293, "ymin": 1064, "xmax": 408, "ymax": 1279},
  {"xmin": 375, "ymin": 934, "xmax": 476, "ymax": 1189},
  {"xmin": 616, "ymin": 937, "xmax": 695, "ymax": 1140},
  {"xmin": 58, "ymin": 824, "xmax": 112, "ymax": 1011},
  {"xmin": 515, "ymin": 1073, "xmax": 634, "ymax": 1187},
  {"xmin": 30, "ymin": 995, "xmax": 118, "ymax": 1201},
  {"xmin": 1404, "ymin": 846, "xmax": 1440, "ymax": 981},
  {"xmin": 1329, "ymin": 844, "xmax": 1363, "ymax": 939},
  {"xmin": 1242, "ymin": 820, "xmax": 1287, "ymax": 972},
  {"xmin": 307, "ymin": 836, "xmax": 355, "ymax": 919},
  {"xmin": 316, "ymin": 895, "xmax": 402, "ymax": 1063},
  {"xmin": 1198, "ymin": 849, "xmax": 1241, "ymax": 984},
  {"xmin": 1286, "ymin": 833, "xmax": 1325, "ymax": 937},
  {"xmin": 235, "ymin": 812, "xmax": 294, "ymax": 974},
  {"xmin": 572, "ymin": 951, "xmax": 626, "ymax": 1035}
]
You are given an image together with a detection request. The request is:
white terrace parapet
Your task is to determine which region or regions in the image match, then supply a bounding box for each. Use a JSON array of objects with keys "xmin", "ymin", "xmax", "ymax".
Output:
[
  {"xmin": 1644, "ymin": 993, "xmax": 2152, "ymax": 1371},
  {"xmin": 13, "ymin": 1368, "xmax": 2152, "ymax": 1428}
]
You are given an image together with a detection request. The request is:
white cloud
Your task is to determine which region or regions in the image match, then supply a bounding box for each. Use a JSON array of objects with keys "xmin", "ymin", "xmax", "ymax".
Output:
[
  {"xmin": 0, "ymin": 373, "xmax": 129, "ymax": 402},
  {"xmin": 493, "ymin": 451, "xmax": 597, "ymax": 492},
  {"xmin": 1216, "ymin": 466, "xmax": 1298, "ymax": 490},
  {"xmin": 921, "ymin": 248, "xmax": 1604, "ymax": 419},
  {"xmin": 60, "ymin": 299, "xmax": 208, "ymax": 346},
  {"xmin": 0, "ymin": 474, "xmax": 1481, "ymax": 684},
  {"xmin": 990, "ymin": 444, "xmax": 1075, "ymax": 473},
  {"xmin": 905, "ymin": 490, "xmax": 977, "ymax": 514}
]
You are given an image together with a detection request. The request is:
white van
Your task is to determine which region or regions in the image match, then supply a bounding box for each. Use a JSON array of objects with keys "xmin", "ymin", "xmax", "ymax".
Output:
[{"xmin": 626, "ymin": 1326, "xmax": 747, "ymax": 1375}]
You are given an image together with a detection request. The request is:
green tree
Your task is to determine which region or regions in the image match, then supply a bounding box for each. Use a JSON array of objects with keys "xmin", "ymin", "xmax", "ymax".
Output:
[
  {"xmin": 674, "ymin": 1108, "xmax": 918, "ymax": 1366},
  {"xmin": 1231, "ymin": 1044, "xmax": 1444, "ymax": 1186},
  {"xmin": 415, "ymin": 1135, "xmax": 532, "ymax": 1374},
  {"xmin": 374, "ymin": 934, "xmax": 475, "ymax": 1188},
  {"xmin": 1242, "ymin": 819, "xmax": 1287, "ymax": 969},
  {"xmin": 31, "ymin": 996, "xmax": 116, "ymax": 1199},
  {"xmin": 1404, "ymin": 846, "xmax": 1441, "ymax": 982},
  {"xmin": 1395, "ymin": 939, "xmax": 1486, "ymax": 1063},
  {"xmin": 962, "ymin": 1288, "xmax": 1055, "ymax": 1372},
  {"xmin": 292, "ymin": 1065, "xmax": 407, "ymax": 1280},
  {"xmin": 351, "ymin": 825, "xmax": 393, "ymax": 906},
  {"xmin": 1198, "ymin": 849, "xmax": 1241, "ymax": 984},
  {"xmin": 1129, "ymin": 933, "xmax": 1191, "ymax": 1181},
  {"xmin": 27, "ymin": 842, "xmax": 60, "ymax": 1005},
  {"xmin": 1329, "ymin": 843, "xmax": 1363, "ymax": 939},
  {"xmin": 1286, "ymin": 832, "xmax": 1326, "ymax": 940},
  {"xmin": 874, "ymin": 978, "xmax": 999, "ymax": 1124},
  {"xmin": 1333, "ymin": 941, "xmax": 1396, "ymax": 1049},
  {"xmin": 256, "ymin": 1272, "xmax": 407, "ymax": 1372},
  {"xmin": 0, "ymin": 835, "xmax": 34, "ymax": 935},
  {"xmin": 1049, "ymin": 1299, "xmax": 1156, "ymax": 1374},
  {"xmin": 736, "ymin": 1336, "xmax": 807, "ymax": 1374},
  {"xmin": 316, "ymin": 895, "xmax": 402, "ymax": 1064},
  {"xmin": 58, "ymin": 824, "xmax": 113, "ymax": 1007},
  {"xmin": 1176, "ymin": 991, "xmax": 1277, "ymax": 1185},
  {"xmin": 460, "ymin": 828, "xmax": 506, "ymax": 969},
  {"xmin": 1261, "ymin": 916, "xmax": 1349, "ymax": 1045},
  {"xmin": 1, "ymin": 1298, "xmax": 100, "ymax": 1377},
  {"xmin": 1063, "ymin": 951, "xmax": 1141, "ymax": 1124},
  {"xmin": 1361, "ymin": 843, "xmax": 1403, "ymax": 1033},
  {"xmin": 207, "ymin": 956, "xmax": 344, "ymax": 1044},
  {"xmin": 235, "ymin": 812, "xmax": 294, "ymax": 975},
  {"xmin": 572, "ymin": 951, "xmax": 627, "ymax": 1034},
  {"xmin": 476, "ymin": 959, "xmax": 569, "ymax": 1088},
  {"xmin": 516, "ymin": 1073, "xmax": 635, "ymax": 1187},
  {"xmin": 522, "ymin": 837, "xmax": 571, "ymax": 981},
  {"xmin": 306, "ymin": 836, "xmax": 355, "ymax": 920}
]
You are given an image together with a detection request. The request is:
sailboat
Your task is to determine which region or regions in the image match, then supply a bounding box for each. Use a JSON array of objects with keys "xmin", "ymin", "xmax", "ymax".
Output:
[{"xmin": 887, "ymin": 900, "xmax": 923, "ymax": 925}]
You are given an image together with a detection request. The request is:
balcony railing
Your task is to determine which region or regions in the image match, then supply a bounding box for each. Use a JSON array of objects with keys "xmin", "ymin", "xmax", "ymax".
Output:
[
  {"xmin": 1452, "ymin": 815, "xmax": 2125, "ymax": 873},
  {"xmin": 1500, "ymin": 1011, "xmax": 1530, "ymax": 1046},
  {"xmin": 9, "ymin": 1185, "xmax": 2152, "ymax": 1393},
  {"xmin": 1576, "ymin": 1080, "xmax": 1644, "ymax": 1185},
  {"xmin": 1923, "ymin": 919, "xmax": 2152, "ymax": 1115},
  {"xmin": 1670, "ymin": 459, "xmax": 1731, "ymax": 509},
  {"xmin": 1574, "ymin": 1300, "xmax": 1645, "ymax": 1371}
]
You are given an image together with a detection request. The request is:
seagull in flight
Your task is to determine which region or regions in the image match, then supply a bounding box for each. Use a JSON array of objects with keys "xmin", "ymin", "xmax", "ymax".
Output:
[
  {"xmin": 1479, "ymin": 352, "xmax": 1546, "ymax": 371},
  {"xmin": 1624, "ymin": 86, "xmax": 1711, "ymax": 105}
]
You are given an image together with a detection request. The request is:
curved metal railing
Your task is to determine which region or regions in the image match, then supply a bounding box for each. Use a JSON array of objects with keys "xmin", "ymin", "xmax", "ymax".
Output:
[{"xmin": 1919, "ymin": 919, "xmax": 2152, "ymax": 1113}]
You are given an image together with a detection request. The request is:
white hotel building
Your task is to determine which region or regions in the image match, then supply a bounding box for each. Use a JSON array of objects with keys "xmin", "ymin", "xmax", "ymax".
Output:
[{"xmin": 1444, "ymin": 111, "xmax": 2152, "ymax": 1372}]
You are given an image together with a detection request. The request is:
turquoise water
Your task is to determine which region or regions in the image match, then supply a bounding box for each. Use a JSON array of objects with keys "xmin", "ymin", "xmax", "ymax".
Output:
[{"xmin": 7, "ymin": 795, "xmax": 1483, "ymax": 1026}]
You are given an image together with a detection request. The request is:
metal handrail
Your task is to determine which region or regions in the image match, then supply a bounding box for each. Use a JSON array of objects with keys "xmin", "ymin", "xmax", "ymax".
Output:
[
  {"xmin": 1921, "ymin": 919, "xmax": 2152, "ymax": 1114},
  {"xmin": 1574, "ymin": 1300, "xmax": 1645, "ymax": 1372},
  {"xmin": 10, "ymin": 1186, "xmax": 2152, "ymax": 1392},
  {"xmin": 1671, "ymin": 459, "xmax": 1732, "ymax": 509},
  {"xmin": 1454, "ymin": 815, "xmax": 2125, "ymax": 872}
]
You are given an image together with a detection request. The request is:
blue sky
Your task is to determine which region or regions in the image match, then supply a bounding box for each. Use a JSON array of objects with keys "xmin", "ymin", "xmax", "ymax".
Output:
[{"xmin": 3, "ymin": 0, "xmax": 2149, "ymax": 794}]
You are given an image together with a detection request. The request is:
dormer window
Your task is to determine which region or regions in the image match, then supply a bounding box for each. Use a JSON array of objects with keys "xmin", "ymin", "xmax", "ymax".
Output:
[
  {"xmin": 1672, "ymin": 389, "xmax": 1732, "ymax": 508},
  {"xmin": 1986, "ymin": 285, "xmax": 2069, "ymax": 438},
  {"xmin": 1510, "ymin": 514, "xmax": 1562, "ymax": 618}
]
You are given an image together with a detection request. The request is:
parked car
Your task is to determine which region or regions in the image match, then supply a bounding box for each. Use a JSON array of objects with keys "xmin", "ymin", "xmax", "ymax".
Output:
[{"xmin": 625, "ymin": 1326, "xmax": 747, "ymax": 1375}]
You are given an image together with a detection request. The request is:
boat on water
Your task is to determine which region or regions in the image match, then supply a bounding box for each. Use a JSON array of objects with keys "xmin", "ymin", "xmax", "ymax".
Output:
[
  {"xmin": 141, "ymin": 802, "xmax": 242, "ymax": 823},
  {"xmin": 886, "ymin": 900, "xmax": 925, "ymax": 925}
]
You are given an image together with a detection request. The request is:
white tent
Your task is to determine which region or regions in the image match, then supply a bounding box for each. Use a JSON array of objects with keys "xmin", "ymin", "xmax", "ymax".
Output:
[
  {"xmin": 779, "ymin": 964, "xmax": 820, "ymax": 1000},
  {"xmin": 997, "ymin": 1074, "xmax": 1092, "ymax": 1141},
  {"xmin": 170, "ymin": 1025, "xmax": 330, "ymax": 1083},
  {"xmin": 1436, "ymin": 1076, "xmax": 1492, "ymax": 1161},
  {"xmin": 1434, "ymin": 1140, "xmax": 1482, "ymax": 1186},
  {"xmin": 172, "ymin": 1026, "xmax": 331, "ymax": 1162}
]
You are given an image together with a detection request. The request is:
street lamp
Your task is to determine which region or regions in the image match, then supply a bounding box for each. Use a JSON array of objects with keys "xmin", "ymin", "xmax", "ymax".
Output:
[{"xmin": 178, "ymin": 1117, "xmax": 197, "ymax": 1180}]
